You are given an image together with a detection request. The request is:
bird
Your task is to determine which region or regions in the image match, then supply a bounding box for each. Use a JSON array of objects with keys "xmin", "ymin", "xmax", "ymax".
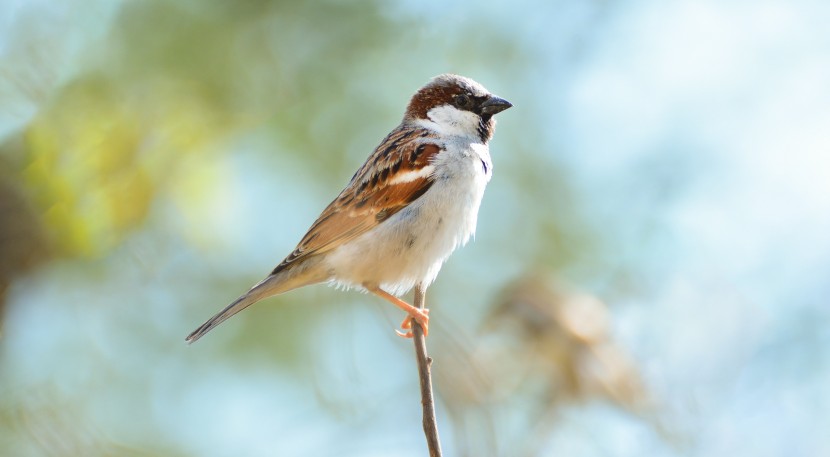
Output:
[{"xmin": 186, "ymin": 74, "xmax": 511, "ymax": 343}]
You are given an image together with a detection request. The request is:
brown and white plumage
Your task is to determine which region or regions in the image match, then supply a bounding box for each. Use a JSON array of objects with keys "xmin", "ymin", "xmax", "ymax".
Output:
[{"xmin": 186, "ymin": 74, "xmax": 511, "ymax": 343}]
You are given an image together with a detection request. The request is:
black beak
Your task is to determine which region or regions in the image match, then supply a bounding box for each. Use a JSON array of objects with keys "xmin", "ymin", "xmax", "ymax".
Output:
[{"xmin": 480, "ymin": 95, "xmax": 513, "ymax": 115}]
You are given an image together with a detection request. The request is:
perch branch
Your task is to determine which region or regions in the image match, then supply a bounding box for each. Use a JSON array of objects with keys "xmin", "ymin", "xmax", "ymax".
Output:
[{"xmin": 412, "ymin": 283, "xmax": 442, "ymax": 457}]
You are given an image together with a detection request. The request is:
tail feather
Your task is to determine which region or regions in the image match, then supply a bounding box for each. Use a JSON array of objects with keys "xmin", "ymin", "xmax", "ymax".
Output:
[{"xmin": 186, "ymin": 273, "xmax": 294, "ymax": 344}]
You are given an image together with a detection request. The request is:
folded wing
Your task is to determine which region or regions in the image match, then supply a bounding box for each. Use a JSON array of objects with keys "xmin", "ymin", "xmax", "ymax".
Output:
[{"xmin": 272, "ymin": 128, "xmax": 442, "ymax": 274}]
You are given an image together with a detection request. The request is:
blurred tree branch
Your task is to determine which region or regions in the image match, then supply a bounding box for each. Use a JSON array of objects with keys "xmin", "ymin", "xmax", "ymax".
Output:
[{"xmin": 0, "ymin": 160, "xmax": 52, "ymax": 327}]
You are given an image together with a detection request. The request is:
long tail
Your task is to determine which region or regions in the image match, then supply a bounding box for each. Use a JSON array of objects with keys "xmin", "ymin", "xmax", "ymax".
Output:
[{"xmin": 186, "ymin": 264, "xmax": 322, "ymax": 343}]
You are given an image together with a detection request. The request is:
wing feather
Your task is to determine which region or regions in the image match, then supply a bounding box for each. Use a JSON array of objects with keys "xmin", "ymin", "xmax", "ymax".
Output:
[{"xmin": 272, "ymin": 127, "xmax": 441, "ymax": 274}]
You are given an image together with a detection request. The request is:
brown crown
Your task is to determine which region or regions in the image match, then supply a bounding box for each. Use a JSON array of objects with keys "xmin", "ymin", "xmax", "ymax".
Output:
[{"xmin": 403, "ymin": 74, "xmax": 488, "ymax": 121}]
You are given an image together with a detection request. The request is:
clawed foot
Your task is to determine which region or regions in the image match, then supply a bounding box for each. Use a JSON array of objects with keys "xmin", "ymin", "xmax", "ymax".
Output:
[
  {"xmin": 363, "ymin": 284, "xmax": 431, "ymax": 339},
  {"xmin": 395, "ymin": 308, "xmax": 429, "ymax": 338}
]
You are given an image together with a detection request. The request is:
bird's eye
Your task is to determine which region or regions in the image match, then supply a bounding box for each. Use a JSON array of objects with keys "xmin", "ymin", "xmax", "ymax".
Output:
[{"xmin": 454, "ymin": 94, "xmax": 471, "ymax": 108}]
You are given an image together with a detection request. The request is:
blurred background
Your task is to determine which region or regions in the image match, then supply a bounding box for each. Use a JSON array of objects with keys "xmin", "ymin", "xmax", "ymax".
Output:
[{"xmin": 1, "ymin": 0, "xmax": 829, "ymax": 456}]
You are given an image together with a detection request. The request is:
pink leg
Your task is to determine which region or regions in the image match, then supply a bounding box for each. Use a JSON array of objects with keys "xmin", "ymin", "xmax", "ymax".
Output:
[{"xmin": 365, "ymin": 285, "xmax": 430, "ymax": 338}]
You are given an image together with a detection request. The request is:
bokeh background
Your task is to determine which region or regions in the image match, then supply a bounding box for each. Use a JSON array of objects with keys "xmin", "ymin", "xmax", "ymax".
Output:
[{"xmin": 2, "ymin": 0, "xmax": 829, "ymax": 456}]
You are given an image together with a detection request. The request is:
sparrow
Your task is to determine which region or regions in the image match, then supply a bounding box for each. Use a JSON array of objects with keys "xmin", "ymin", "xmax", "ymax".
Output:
[{"xmin": 186, "ymin": 74, "xmax": 512, "ymax": 343}]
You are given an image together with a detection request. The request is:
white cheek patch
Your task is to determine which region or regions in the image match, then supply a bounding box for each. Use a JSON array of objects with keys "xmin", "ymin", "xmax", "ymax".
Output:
[
  {"xmin": 389, "ymin": 165, "xmax": 435, "ymax": 184},
  {"xmin": 416, "ymin": 104, "xmax": 481, "ymax": 138}
]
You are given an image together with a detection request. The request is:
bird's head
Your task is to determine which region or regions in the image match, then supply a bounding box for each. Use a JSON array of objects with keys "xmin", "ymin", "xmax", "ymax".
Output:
[{"xmin": 404, "ymin": 74, "xmax": 512, "ymax": 143}]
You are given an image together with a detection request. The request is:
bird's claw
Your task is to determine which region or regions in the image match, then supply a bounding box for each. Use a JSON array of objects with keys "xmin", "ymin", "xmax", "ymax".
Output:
[{"xmin": 396, "ymin": 308, "xmax": 429, "ymax": 338}]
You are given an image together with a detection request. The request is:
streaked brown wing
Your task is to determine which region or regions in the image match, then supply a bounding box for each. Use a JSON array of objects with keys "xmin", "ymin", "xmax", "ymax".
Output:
[{"xmin": 271, "ymin": 127, "xmax": 441, "ymax": 274}]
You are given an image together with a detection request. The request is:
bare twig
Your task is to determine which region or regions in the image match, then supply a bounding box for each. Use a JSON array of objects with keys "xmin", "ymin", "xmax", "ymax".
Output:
[{"xmin": 412, "ymin": 283, "xmax": 442, "ymax": 456}]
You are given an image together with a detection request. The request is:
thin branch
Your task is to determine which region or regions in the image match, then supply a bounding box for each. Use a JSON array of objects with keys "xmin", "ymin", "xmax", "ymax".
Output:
[{"xmin": 412, "ymin": 283, "xmax": 442, "ymax": 457}]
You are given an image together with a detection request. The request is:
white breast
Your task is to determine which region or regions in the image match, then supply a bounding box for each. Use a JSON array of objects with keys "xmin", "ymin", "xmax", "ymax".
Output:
[{"xmin": 324, "ymin": 140, "xmax": 492, "ymax": 295}]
